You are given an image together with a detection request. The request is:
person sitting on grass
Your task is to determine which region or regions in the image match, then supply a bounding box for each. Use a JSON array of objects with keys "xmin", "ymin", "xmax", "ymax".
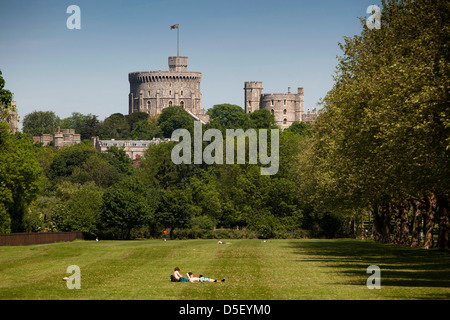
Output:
[{"xmin": 171, "ymin": 267, "xmax": 190, "ymax": 282}]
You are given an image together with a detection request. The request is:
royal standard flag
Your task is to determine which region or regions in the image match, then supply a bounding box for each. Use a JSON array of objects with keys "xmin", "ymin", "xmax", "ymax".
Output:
[{"xmin": 170, "ymin": 24, "xmax": 179, "ymax": 30}]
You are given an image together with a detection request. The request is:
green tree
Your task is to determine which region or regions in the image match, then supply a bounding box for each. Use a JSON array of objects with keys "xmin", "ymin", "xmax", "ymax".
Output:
[
  {"xmin": 157, "ymin": 106, "xmax": 195, "ymax": 138},
  {"xmin": 140, "ymin": 140, "xmax": 200, "ymax": 189},
  {"xmin": 126, "ymin": 112, "xmax": 149, "ymax": 132},
  {"xmin": 62, "ymin": 112, "xmax": 100, "ymax": 140},
  {"xmin": 47, "ymin": 143, "xmax": 97, "ymax": 182},
  {"xmin": 22, "ymin": 111, "xmax": 61, "ymax": 137},
  {"xmin": 52, "ymin": 181, "xmax": 103, "ymax": 238},
  {"xmin": 0, "ymin": 69, "xmax": 13, "ymax": 108},
  {"xmin": 100, "ymin": 177, "xmax": 150, "ymax": 239},
  {"xmin": 98, "ymin": 113, "xmax": 130, "ymax": 139},
  {"xmin": 206, "ymin": 104, "xmax": 248, "ymax": 131},
  {"xmin": 0, "ymin": 69, "xmax": 14, "ymax": 127},
  {"xmin": 297, "ymin": 0, "xmax": 450, "ymax": 247},
  {"xmin": 248, "ymin": 109, "xmax": 276, "ymax": 129},
  {"xmin": 102, "ymin": 145, "xmax": 133, "ymax": 176},
  {"xmin": 131, "ymin": 118, "xmax": 161, "ymax": 140},
  {"xmin": 154, "ymin": 188, "xmax": 194, "ymax": 239},
  {"xmin": 285, "ymin": 121, "xmax": 311, "ymax": 136},
  {"xmin": 0, "ymin": 123, "xmax": 42, "ymax": 232},
  {"xmin": 71, "ymin": 154, "xmax": 121, "ymax": 188}
]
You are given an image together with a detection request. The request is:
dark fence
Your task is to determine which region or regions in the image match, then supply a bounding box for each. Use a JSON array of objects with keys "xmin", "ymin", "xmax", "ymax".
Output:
[{"xmin": 0, "ymin": 231, "xmax": 83, "ymax": 246}]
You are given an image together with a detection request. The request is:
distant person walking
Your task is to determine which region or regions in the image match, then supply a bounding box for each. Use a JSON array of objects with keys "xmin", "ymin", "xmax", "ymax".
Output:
[{"xmin": 163, "ymin": 230, "xmax": 167, "ymax": 241}]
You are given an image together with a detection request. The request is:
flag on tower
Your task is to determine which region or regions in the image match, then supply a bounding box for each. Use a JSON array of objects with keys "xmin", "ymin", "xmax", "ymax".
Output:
[{"xmin": 170, "ymin": 24, "xmax": 179, "ymax": 30}]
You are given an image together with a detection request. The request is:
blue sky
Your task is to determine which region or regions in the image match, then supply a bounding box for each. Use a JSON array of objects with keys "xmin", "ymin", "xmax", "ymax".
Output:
[{"xmin": 0, "ymin": 0, "xmax": 381, "ymax": 126}]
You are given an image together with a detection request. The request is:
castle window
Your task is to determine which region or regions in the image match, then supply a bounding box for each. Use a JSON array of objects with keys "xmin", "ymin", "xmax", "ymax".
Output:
[
  {"xmin": 147, "ymin": 101, "xmax": 151, "ymax": 110},
  {"xmin": 271, "ymin": 100, "xmax": 274, "ymax": 106},
  {"xmin": 169, "ymin": 90, "xmax": 172, "ymax": 95},
  {"xmin": 271, "ymin": 109, "xmax": 274, "ymax": 115},
  {"xmin": 284, "ymin": 100, "xmax": 286, "ymax": 105},
  {"xmin": 181, "ymin": 90, "xmax": 183, "ymax": 96},
  {"xmin": 180, "ymin": 101, "xmax": 184, "ymax": 107},
  {"xmin": 169, "ymin": 101, "xmax": 173, "ymax": 107},
  {"xmin": 283, "ymin": 109, "xmax": 287, "ymax": 115},
  {"xmin": 283, "ymin": 118, "xmax": 287, "ymax": 125}
]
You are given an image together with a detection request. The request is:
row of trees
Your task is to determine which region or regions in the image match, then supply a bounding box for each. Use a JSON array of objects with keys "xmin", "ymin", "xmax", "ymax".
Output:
[
  {"xmin": 3, "ymin": 89, "xmax": 329, "ymax": 239},
  {"xmin": 293, "ymin": 0, "xmax": 449, "ymax": 249},
  {"xmin": 22, "ymin": 102, "xmax": 283, "ymax": 142}
]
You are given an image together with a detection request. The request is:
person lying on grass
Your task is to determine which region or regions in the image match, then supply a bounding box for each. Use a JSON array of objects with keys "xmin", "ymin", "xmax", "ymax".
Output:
[
  {"xmin": 170, "ymin": 267, "xmax": 225, "ymax": 282},
  {"xmin": 187, "ymin": 272, "xmax": 226, "ymax": 282}
]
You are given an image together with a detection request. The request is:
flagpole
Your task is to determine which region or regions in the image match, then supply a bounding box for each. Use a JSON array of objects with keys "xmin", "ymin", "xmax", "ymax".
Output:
[{"xmin": 177, "ymin": 26, "xmax": 179, "ymax": 56}]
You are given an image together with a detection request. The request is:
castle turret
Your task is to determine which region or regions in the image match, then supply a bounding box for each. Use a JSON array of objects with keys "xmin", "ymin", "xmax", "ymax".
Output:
[
  {"xmin": 168, "ymin": 56, "xmax": 188, "ymax": 72},
  {"xmin": 244, "ymin": 81, "xmax": 263, "ymax": 113}
]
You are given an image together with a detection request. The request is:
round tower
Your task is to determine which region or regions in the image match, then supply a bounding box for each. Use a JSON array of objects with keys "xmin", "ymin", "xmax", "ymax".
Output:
[
  {"xmin": 244, "ymin": 81, "xmax": 263, "ymax": 113},
  {"xmin": 128, "ymin": 56, "xmax": 208, "ymax": 123}
]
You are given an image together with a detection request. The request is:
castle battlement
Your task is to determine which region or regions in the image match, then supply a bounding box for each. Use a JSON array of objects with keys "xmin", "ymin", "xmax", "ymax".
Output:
[
  {"xmin": 244, "ymin": 81, "xmax": 263, "ymax": 88},
  {"xmin": 261, "ymin": 93, "xmax": 300, "ymax": 100},
  {"xmin": 129, "ymin": 71, "xmax": 201, "ymax": 83}
]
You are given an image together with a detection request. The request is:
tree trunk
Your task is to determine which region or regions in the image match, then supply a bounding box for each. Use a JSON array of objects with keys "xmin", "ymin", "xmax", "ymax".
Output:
[
  {"xmin": 410, "ymin": 199, "xmax": 424, "ymax": 247},
  {"xmin": 380, "ymin": 203, "xmax": 392, "ymax": 243},
  {"xmin": 367, "ymin": 210, "xmax": 373, "ymax": 240},
  {"xmin": 437, "ymin": 196, "xmax": 450, "ymax": 249},
  {"xmin": 423, "ymin": 192, "xmax": 437, "ymax": 249},
  {"xmin": 393, "ymin": 200, "xmax": 410, "ymax": 245},
  {"xmin": 361, "ymin": 216, "xmax": 366, "ymax": 239},
  {"xmin": 372, "ymin": 204, "xmax": 383, "ymax": 242}
]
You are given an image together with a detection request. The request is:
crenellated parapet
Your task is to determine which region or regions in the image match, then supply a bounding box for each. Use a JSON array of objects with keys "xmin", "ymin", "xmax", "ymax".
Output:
[{"xmin": 128, "ymin": 71, "xmax": 201, "ymax": 84}]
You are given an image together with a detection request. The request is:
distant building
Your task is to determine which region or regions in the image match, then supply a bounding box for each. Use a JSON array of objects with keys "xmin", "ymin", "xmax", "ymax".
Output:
[
  {"xmin": 92, "ymin": 136, "xmax": 171, "ymax": 160},
  {"xmin": 302, "ymin": 108, "xmax": 320, "ymax": 122},
  {"xmin": 0, "ymin": 100, "xmax": 19, "ymax": 133},
  {"xmin": 33, "ymin": 127, "xmax": 81, "ymax": 147},
  {"xmin": 244, "ymin": 82, "xmax": 305, "ymax": 130}
]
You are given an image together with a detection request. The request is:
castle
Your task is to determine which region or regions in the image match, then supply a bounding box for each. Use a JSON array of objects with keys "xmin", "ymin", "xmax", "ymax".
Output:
[
  {"xmin": 33, "ymin": 127, "xmax": 81, "ymax": 147},
  {"xmin": 128, "ymin": 55, "xmax": 317, "ymax": 130},
  {"xmin": 244, "ymin": 82, "xmax": 305, "ymax": 130},
  {"xmin": 128, "ymin": 56, "xmax": 209, "ymax": 124}
]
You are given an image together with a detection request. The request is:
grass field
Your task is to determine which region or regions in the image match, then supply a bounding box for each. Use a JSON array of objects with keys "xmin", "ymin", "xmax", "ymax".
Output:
[{"xmin": 0, "ymin": 239, "xmax": 449, "ymax": 300}]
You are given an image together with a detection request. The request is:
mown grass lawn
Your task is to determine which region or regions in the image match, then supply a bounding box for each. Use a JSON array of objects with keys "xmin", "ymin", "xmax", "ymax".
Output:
[{"xmin": 0, "ymin": 239, "xmax": 449, "ymax": 300}]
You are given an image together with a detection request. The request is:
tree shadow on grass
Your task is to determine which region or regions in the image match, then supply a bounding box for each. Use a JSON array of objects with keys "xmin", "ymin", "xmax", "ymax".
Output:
[{"xmin": 287, "ymin": 239, "xmax": 450, "ymax": 292}]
